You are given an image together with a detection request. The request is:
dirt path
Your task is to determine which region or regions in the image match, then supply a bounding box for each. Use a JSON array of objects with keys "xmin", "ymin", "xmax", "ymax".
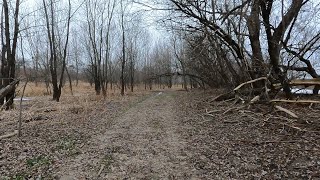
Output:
[
  {"xmin": 2, "ymin": 90, "xmax": 318, "ymax": 178},
  {"xmin": 58, "ymin": 91, "xmax": 198, "ymax": 179}
]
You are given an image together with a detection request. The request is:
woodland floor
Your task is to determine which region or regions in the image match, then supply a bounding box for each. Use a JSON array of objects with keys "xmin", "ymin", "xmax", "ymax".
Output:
[{"xmin": 0, "ymin": 88, "xmax": 320, "ymax": 179}]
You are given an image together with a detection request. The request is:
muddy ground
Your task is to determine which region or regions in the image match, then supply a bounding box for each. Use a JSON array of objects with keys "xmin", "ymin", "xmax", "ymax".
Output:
[{"xmin": 0, "ymin": 89, "xmax": 319, "ymax": 179}]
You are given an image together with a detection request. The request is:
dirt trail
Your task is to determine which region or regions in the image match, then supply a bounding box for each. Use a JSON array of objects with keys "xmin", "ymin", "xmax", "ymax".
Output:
[{"xmin": 59, "ymin": 91, "xmax": 198, "ymax": 179}]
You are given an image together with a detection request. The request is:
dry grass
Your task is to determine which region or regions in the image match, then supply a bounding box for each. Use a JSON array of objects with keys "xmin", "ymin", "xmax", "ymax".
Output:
[
  {"xmin": 12, "ymin": 82, "xmax": 157, "ymax": 120},
  {"xmin": 16, "ymin": 82, "xmax": 49, "ymax": 97},
  {"xmin": 15, "ymin": 81, "xmax": 185, "ymax": 99},
  {"xmin": 0, "ymin": 86, "xmax": 154, "ymax": 178},
  {"xmin": 0, "ymin": 80, "xmax": 188, "ymax": 179},
  {"xmin": 15, "ymin": 81, "xmax": 94, "ymax": 97}
]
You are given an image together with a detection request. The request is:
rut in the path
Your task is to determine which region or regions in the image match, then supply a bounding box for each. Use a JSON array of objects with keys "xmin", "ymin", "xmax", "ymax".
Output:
[{"xmin": 59, "ymin": 92, "xmax": 198, "ymax": 179}]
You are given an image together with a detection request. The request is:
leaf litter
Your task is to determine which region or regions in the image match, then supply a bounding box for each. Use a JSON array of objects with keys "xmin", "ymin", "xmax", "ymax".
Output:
[{"xmin": 0, "ymin": 89, "xmax": 319, "ymax": 179}]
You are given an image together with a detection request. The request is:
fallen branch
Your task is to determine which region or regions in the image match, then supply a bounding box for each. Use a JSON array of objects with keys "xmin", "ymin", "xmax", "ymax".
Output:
[
  {"xmin": 234, "ymin": 77, "xmax": 267, "ymax": 92},
  {"xmin": 275, "ymin": 105, "xmax": 299, "ymax": 118},
  {"xmin": 0, "ymin": 130, "xmax": 18, "ymax": 140},
  {"xmin": 98, "ymin": 164, "xmax": 105, "ymax": 176},
  {"xmin": 250, "ymin": 95, "xmax": 260, "ymax": 104},
  {"xmin": 271, "ymin": 99, "xmax": 320, "ymax": 104},
  {"xmin": 203, "ymin": 113, "xmax": 215, "ymax": 118},
  {"xmin": 214, "ymin": 89, "xmax": 265, "ymax": 102},
  {"xmin": 223, "ymin": 105, "xmax": 245, "ymax": 114},
  {"xmin": 212, "ymin": 91, "xmax": 234, "ymax": 101},
  {"xmin": 0, "ymin": 79, "xmax": 20, "ymax": 99},
  {"xmin": 266, "ymin": 117, "xmax": 320, "ymax": 133},
  {"xmin": 290, "ymin": 78, "xmax": 320, "ymax": 86},
  {"xmin": 206, "ymin": 109, "xmax": 223, "ymax": 114}
]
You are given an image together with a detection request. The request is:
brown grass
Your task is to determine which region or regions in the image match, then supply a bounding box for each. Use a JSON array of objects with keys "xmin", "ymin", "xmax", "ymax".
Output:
[
  {"xmin": 16, "ymin": 81, "xmax": 185, "ymax": 98},
  {"xmin": 15, "ymin": 81, "xmax": 94, "ymax": 97},
  {"xmin": 0, "ymin": 81, "xmax": 158, "ymax": 178}
]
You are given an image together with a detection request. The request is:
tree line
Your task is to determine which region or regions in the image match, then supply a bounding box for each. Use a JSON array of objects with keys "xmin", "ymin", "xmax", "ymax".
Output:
[{"xmin": 1, "ymin": 0, "xmax": 320, "ymax": 109}]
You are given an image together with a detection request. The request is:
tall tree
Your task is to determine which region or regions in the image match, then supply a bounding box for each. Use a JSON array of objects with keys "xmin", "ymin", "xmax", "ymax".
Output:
[
  {"xmin": 120, "ymin": 0, "xmax": 126, "ymax": 96},
  {"xmin": 43, "ymin": 0, "xmax": 71, "ymax": 101},
  {"xmin": 0, "ymin": 0, "xmax": 20, "ymax": 109},
  {"xmin": 84, "ymin": 0, "xmax": 116, "ymax": 96},
  {"xmin": 165, "ymin": 0, "xmax": 318, "ymax": 97}
]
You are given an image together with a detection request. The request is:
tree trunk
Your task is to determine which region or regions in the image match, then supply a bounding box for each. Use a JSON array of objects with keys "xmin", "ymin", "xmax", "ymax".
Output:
[
  {"xmin": 247, "ymin": 0, "xmax": 265, "ymax": 82},
  {"xmin": 130, "ymin": 63, "xmax": 134, "ymax": 92},
  {"xmin": 2, "ymin": 0, "xmax": 20, "ymax": 109},
  {"xmin": 52, "ymin": 84, "xmax": 61, "ymax": 101},
  {"xmin": 66, "ymin": 67, "xmax": 73, "ymax": 96},
  {"xmin": 120, "ymin": 2, "xmax": 126, "ymax": 96}
]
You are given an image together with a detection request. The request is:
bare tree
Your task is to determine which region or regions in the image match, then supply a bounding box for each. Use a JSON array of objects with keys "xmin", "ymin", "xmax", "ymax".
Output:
[
  {"xmin": 103, "ymin": 0, "xmax": 116, "ymax": 95},
  {"xmin": 42, "ymin": 0, "xmax": 71, "ymax": 101},
  {"xmin": 172, "ymin": 35, "xmax": 188, "ymax": 91},
  {"xmin": 120, "ymin": 0, "xmax": 126, "ymax": 96},
  {"xmin": 84, "ymin": 0, "xmax": 116, "ymax": 96},
  {"xmin": 0, "ymin": 0, "xmax": 20, "ymax": 109},
  {"xmin": 164, "ymin": 0, "xmax": 320, "ymax": 97}
]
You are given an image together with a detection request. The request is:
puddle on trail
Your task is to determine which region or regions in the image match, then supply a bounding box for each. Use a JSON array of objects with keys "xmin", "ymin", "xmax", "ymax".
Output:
[{"xmin": 13, "ymin": 97, "xmax": 32, "ymax": 101}]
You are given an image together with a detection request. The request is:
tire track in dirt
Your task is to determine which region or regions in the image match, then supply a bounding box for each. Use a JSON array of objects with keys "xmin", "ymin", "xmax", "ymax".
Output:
[{"xmin": 59, "ymin": 91, "xmax": 198, "ymax": 179}]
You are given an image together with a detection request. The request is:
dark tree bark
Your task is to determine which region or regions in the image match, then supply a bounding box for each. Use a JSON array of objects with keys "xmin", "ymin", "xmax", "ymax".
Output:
[
  {"xmin": 120, "ymin": 1, "xmax": 126, "ymax": 96},
  {"xmin": 43, "ymin": 0, "xmax": 71, "ymax": 102},
  {"xmin": 168, "ymin": 0, "xmax": 313, "ymax": 98},
  {"xmin": 1, "ymin": 0, "xmax": 20, "ymax": 109},
  {"xmin": 260, "ymin": 0, "xmax": 305, "ymax": 98},
  {"xmin": 247, "ymin": 0, "xmax": 264, "ymax": 78}
]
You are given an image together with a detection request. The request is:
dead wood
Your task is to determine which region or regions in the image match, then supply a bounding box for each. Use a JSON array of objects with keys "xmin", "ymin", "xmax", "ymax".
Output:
[
  {"xmin": 212, "ymin": 91, "xmax": 234, "ymax": 101},
  {"xmin": 0, "ymin": 130, "xmax": 18, "ymax": 140},
  {"xmin": 250, "ymin": 95, "xmax": 260, "ymax": 103},
  {"xmin": 213, "ymin": 89, "xmax": 264, "ymax": 102},
  {"xmin": 234, "ymin": 77, "xmax": 267, "ymax": 92},
  {"xmin": 205, "ymin": 109, "xmax": 223, "ymax": 114},
  {"xmin": 98, "ymin": 164, "xmax": 105, "ymax": 176},
  {"xmin": 274, "ymin": 105, "xmax": 299, "ymax": 118},
  {"xmin": 214, "ymin": 77, "xmax": 268, "ymax": 102},
  {"xmin": 271, "ymin": 99, "xmax": 320, "ymax": 104},
  {"xmin": 290, "ymin": 78, "xmax": 320, "ymax": 86},
  {"xmin": 223, "ymin": 105, "xmax": 246, "ymax": 114},
  {"xmin": 0, "ymin": 79, "xmax": 19, "ymax": 99}
]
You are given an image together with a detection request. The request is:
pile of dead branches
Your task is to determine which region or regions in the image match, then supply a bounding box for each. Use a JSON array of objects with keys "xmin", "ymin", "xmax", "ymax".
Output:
[
  {"xmin": 212, "ymin": 77, "xmax": 320, "ymax": 119},
  {"xmin": 193, "ymin": 88, "xmax": 320, "ymax": 141}
]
